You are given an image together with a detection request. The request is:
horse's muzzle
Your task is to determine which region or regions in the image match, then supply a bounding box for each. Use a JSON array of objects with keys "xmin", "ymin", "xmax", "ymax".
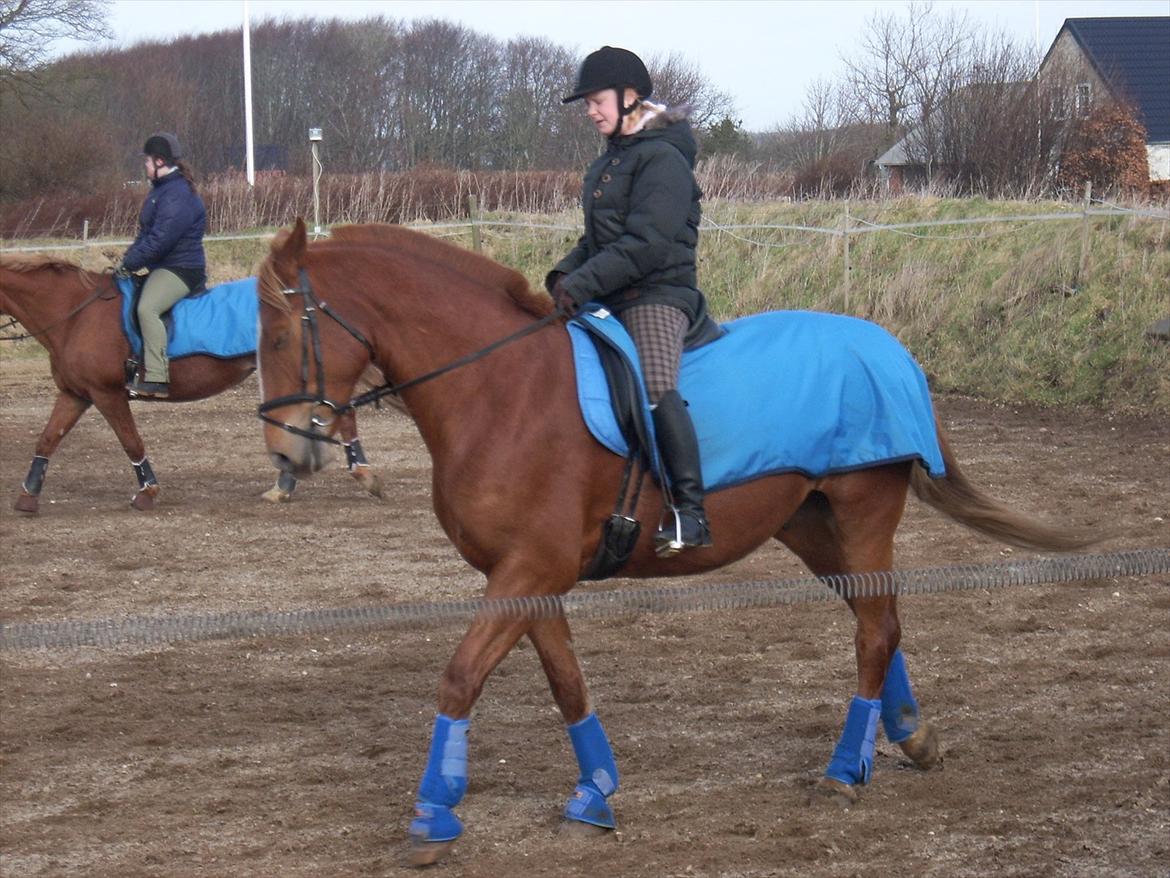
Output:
[{"xmin": 269, "ymin": 436, "xmax": 329, "ymax": 478}]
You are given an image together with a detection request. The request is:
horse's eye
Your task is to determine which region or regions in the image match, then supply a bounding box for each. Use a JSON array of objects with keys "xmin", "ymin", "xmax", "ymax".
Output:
[{"xmin": 272, "ymin": 331, "xmax": 289, "ymax": 351}]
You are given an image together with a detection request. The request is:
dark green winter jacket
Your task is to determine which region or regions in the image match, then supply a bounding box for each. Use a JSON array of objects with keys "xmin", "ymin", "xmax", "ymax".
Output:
[{"xmin": 549, "ymin": 106, "xmax": 709, "ymax": 326}]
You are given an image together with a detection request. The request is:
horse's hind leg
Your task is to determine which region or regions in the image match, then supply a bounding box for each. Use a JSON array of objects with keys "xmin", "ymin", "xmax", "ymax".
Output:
[
  {"xmin": 91, "ymin": 390, "xmax": 158, "ymax": 510},
  {"xmin": 776, "ymin": 469, "xmax": 938, "ymax": 805},
  {"xmin": 13, "ymin": 391, "xmax": 90, "ymax": 513}
]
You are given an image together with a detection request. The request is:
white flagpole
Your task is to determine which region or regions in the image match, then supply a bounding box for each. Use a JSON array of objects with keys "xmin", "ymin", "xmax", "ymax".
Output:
[{"xmin": 243, "ymin": 0, "xmax": 255, "ymax": 186}]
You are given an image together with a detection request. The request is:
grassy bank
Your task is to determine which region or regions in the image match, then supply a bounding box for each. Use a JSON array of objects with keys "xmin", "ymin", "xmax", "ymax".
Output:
[{"xmin": 5, "ymin": 196, "xmax": 1168, "ymax": 412}]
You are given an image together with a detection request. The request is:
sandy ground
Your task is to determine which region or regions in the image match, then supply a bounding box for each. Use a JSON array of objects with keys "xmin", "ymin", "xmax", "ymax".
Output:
[{"xmin": 1, "ymin": 354, "xmax": 1167, "ymax": 878}]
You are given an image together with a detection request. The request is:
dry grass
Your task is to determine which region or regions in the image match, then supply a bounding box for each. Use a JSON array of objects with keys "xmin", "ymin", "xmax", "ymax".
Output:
[{"xmin": 4, "ymin": 194, "xmax": 1167, "ymax": 413}]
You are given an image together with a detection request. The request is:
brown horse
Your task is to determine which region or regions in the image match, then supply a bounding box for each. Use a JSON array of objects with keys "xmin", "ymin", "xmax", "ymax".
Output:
[
  {"xmin": 0, "ymin": 254, "xmax": 383, "ymax": 512},
  {"xmin": 255, "ymin": 220, "xmax": 1095, "ymax": 866}
]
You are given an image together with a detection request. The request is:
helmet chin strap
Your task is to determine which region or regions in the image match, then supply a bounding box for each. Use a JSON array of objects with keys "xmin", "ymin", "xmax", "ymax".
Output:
[{"xmin": 609, "ymin": 86, "xmax": 640, "ymax": 139}]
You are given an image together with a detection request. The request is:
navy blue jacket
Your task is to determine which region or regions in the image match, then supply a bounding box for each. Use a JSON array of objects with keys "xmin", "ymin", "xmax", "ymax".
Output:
[{"xmin": 122, "ymin": 171, "xmax": 206, "ymax": 274}]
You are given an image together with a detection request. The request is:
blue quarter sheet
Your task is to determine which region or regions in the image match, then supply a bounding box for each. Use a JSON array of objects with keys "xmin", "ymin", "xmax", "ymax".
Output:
[
  {"xmin": 567, "ymin": 308, "xmax": 946, "ymax": 491},
  {"xmin": 118, "ymin": 276, "xmax": 258, "ymax": 360}
]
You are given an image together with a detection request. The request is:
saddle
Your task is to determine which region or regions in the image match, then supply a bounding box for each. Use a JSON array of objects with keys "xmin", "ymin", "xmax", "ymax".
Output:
[{"xmin": 571, "ymin": 308, "xmax": 723, "ymax": 580}]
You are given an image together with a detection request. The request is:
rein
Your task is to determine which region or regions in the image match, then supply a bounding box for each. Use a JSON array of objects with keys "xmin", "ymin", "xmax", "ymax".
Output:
[
  {"xmin": 0, "ymin": 279, "xmax": 117, "ymax": 341},
  {"xmin": 257, "ymin": 268, "xmax": 560, "ymax": 445}
]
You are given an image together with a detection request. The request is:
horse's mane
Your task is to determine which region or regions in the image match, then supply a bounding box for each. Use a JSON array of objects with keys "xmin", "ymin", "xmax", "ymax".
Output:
[
  {"xmin": 259, "ymin": 223, "xmax": 556, "ymax": 319},
  {"xmin": 0, "ymin": 254, "xmax": 98, "ymax": 275},
  {"xmin": 328, "ymin": 225, "xmax": 554, "ymax": 318}
]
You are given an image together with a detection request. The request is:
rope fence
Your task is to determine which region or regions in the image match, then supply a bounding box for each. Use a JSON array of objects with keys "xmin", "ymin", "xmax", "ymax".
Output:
[
  {"xmin": 2, "ymin": 197, "xmax": 1165, "ymax": 254},
  {"xmin": 2, "ymin": 549, "xmax": 1165, "ymax": 652}
]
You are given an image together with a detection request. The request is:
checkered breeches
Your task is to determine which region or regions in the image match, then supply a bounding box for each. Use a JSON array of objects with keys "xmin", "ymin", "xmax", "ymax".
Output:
[{"xmin": 618, "ymin": 304, "xmax": 689, "ymax": 403}]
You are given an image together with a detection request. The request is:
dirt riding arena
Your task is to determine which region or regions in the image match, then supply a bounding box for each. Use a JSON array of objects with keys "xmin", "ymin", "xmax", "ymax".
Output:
[{"xmin": 1, "ymin": 355, "xmax": 1167, "ymax": 878}]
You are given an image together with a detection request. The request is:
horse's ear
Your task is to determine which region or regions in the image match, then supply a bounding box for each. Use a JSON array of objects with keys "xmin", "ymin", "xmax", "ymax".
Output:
[{"xmin": 270, "ymin": 218, "xmax": 308, "ymax": 281}]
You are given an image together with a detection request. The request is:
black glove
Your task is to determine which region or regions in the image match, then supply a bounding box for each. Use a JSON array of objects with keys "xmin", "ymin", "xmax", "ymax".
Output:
[
  {"xmin": 113, "ymin": 261, "xmax": 131, "ymax": 279},
  {"xmin": 551, "ymin": 276, "xmax": 582, "ymax": 318}
]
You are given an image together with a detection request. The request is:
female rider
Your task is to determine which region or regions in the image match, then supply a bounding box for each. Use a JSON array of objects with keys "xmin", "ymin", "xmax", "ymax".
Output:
[
  {"xmin": 549, "ymin": 46, "xmax": 713, "ymax": 556},
  {"xmin": 119, "ymin": 132, "xmax": 206, "ymax": 399}
]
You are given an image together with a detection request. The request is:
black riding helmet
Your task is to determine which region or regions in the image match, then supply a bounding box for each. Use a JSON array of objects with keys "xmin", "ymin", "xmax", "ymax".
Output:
[
  {"xmin": 562, "ymin": 46, "xmax": 653, "ymax": 103},
  {"xmin": 143, "ymin": 132, "xmax": 182, "ymax": 165},
  {"xmin": 563, "ymin": 46, "xmax": 652, "ymax": 137}
]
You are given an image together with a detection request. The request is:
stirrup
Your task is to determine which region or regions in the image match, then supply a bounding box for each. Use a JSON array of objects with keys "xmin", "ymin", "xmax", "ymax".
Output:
[
  {"xmin": 654, "ymin": 507, "xmax": 712, "ymax": 558},
  {"xmin": 127, "ymin": 378, "xmax": 169, "ymax": 399}
]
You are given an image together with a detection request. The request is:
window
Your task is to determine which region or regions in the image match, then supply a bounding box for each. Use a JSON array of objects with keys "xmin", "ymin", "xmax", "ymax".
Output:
[{"xmin": 1075, "ymin": 82, "xmax": 1092, "ymax": 118}]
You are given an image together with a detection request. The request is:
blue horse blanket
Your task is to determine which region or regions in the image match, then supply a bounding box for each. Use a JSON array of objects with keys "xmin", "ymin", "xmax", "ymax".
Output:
[
  {"xmin": 567, "ymin": 308, "xmax": 945, "ymax": 491},
  {"xmin": 117, "ymin": 276, "xmax": 258, "ymax": 360}
]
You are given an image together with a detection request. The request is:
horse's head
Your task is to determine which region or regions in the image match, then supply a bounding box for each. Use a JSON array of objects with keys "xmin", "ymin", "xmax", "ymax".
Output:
[{"xmin": 256, "ymin": 218, "xmax": 374, "ymax": 478}]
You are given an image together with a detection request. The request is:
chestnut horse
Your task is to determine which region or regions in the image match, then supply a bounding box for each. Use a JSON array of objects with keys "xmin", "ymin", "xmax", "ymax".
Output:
[
  {"xmin": 0, "ymin": 254, "xmax": 383, "ymax": 512},
  {"xmin": 255, "ymin": 220, "xmax": 1094, "ymax": 865}
]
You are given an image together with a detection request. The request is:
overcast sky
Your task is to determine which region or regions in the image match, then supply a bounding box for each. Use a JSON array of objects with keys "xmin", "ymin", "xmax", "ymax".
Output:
[{"xmin": 63, "ymin": 0, "xmax": 1170, "ymax": 131}]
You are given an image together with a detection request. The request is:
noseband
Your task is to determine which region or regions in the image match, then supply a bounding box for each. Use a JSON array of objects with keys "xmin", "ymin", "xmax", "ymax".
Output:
[{"xmin": 257, "ymin": 268, "xmax": 559, "ymax": 445}]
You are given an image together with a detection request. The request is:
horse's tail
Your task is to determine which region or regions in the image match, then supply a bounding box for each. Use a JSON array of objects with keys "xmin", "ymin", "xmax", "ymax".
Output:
[{"xmin": 910, "ymin": 416, "xmax": 1102, "ymax": 551}]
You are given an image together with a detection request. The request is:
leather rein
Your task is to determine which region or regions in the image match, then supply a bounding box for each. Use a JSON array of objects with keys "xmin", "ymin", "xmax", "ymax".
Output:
[
  {"xmin": 0, "ymin": 277, "xmax": 118, "ymax": 341},
  {"xmin": 257, "ymin": 268, "xmax": 560, "ymax": 445}
]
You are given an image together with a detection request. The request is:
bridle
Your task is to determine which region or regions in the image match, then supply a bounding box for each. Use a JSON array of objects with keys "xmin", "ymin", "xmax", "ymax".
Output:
[
  {"xmin": 256, "ymin": 268, "xmax": 376, "ymax": 445},
  {"xmin": 257, "ymin": 267, "xmax": 560, "ymax": 445}
]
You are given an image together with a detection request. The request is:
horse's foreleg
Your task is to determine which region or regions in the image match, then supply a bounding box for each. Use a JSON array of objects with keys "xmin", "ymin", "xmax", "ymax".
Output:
[
  {"xmin": 260, "ymin": 471, "xmax": 297, "ymax": 503},
  {"xmin": 91, "ymin": 392, "xmax": 158, "ymax": 510},
  {"xmin": 14, "ymin": 391, "xmax": 91, "ymax": 513},
  {"xmin": 528, "ymin": 617, "xmax": 620, "ymax": 834},
  {"xmin": 339, "ymin": 412, "xmax": 383, "ymax": 499},
  {"xmin": 408, "ymin": 611, "xmax": 532, "ymax": 866}
]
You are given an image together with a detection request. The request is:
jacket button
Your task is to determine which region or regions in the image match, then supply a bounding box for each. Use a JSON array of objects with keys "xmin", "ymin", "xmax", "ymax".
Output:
[
  {"xmin": 610, "ymin": 158, "xmax": 620, "ymax": 166},
  {"xmin": 601, "ymin": 173, "xmax": 612, "ymax": 182},
  {"xmin": 593, "ymin": 189, "xmax": 603, "ymax": 198}
]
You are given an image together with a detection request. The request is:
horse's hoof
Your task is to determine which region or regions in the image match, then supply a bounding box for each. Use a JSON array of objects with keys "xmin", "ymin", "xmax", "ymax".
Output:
[
  {"xmin": 130, "ymin": 486, "xmax": 158, "ymax": 511},
  {"xmin": 811, "ymin": 777, "xmax": 859, "ymax": 808},
  {"xmin": 406, "ymin": 839, "xmax": 455, "ymax": 867},
  {"xmin": 559, "ymin": 819, "xmax": 613, "ymax": 840},
  {"xmin": 13, "ymin": 492, "xmax": 39, "ymax": 514},
  {"xmin": 898, "ymin": 721, "xmax": 941, "ymax": 770},
  {"xmin": 260, "ymin": 486, "xmax": 292, "ymax": 503},
  {"xmin": 352, "ymin": 468, "xmax": 384, "ymax": 499}
]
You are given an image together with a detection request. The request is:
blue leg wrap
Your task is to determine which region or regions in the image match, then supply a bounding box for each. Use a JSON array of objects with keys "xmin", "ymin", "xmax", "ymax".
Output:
[
  {"xmin": 564, "ymin": 713, "xmax": 619, "ymax": 829},
  {"xmin": 825, "ymin": 696, "xmax": 881, "ymax": 786},
  {"xmin": 880, "ymin": 649, "xmax": 921, "ymax": 744},
  {"xmin": 409, "ymin": 714, "xmax": 470, "ymax": 843}
]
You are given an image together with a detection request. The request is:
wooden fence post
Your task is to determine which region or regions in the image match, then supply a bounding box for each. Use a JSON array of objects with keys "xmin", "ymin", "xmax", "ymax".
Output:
[
  {"xmin": 468, "ymin": 194, "xmax": 481, "ymax": 252},
  {"xmin": 842, "ymin": 204, "xmax": 851, "ymax": 312},
  {"xmin": 1076, "ymin": 180, "xmax": 1092, "ymax": 287},
  {"xmin": 82, "ymin": 219, "xmax": 89, "ymax": 242}
]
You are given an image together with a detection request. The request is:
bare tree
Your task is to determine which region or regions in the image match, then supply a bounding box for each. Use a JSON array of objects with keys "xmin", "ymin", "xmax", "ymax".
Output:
[
  {"xmin": 843, "ymin": 0, "xmax": 973, "ymax": 139},
  {"xmin": 647, "ymin": 52, "xmax": 735, "ymax": 129},
  {"xmin": 0, "ymin": 0, "xmax": 111, "ymax": 98}
]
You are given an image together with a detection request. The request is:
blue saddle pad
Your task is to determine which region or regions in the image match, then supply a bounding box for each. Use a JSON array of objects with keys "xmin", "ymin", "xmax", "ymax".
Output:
[
  {"xmin": 118, "ymin": 276, "xmax": 258, "ymax": 360},
  {"xmin": 567, "ymin": 308, "xmax": 946, "ymax": 491}
]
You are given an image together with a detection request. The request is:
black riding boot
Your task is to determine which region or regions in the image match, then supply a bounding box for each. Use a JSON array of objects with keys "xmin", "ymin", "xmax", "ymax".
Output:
[{"xmin": 651, "ymin": 389, "xmax": 712, "ymax": 557}]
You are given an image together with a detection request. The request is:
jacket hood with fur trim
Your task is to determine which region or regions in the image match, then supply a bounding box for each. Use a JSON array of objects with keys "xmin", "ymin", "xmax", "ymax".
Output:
[{"xmin": 619, "ymin": 102, "xmax": 698, "ymax": 167}]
